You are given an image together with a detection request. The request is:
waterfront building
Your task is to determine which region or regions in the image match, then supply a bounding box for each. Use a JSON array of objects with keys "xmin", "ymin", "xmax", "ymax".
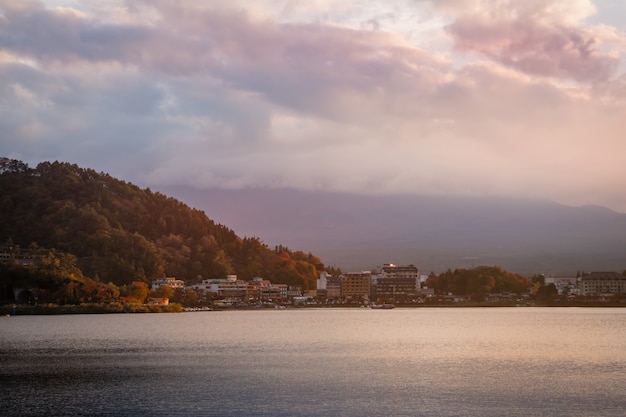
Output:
[
  {"xmin": 375, "ymin": 276, "xmax": 419, "ymax": 303},
  {"xmin": 151, "ymin": 277, "xmax": 185, "ymax": 291},
  {"xmin": 580, "ymin": 272, "xmax": 626, "ymax": 296},
  {"xmin": 341, "ymin": 271, "xmax": 371, "ymax": 303},
  {"xmin": 146, "ymin": 297, "xmax": 169, "ymax": 305},
  {"xmin": 376, "ymin": 263, "xmax": 420, "ymax": 280},
  {"xmin": 544, "ymin": 275, "xmax": 579, "ymax": 295},
  {"xmin": 246, "ymin": 277, "xmax": 271, "ymax": 302},
  {"xmin": 190, "ymin": 275, "xmax": 248, "ymax": 301},
  {"xmin": 286, "ymin": 285, "xmax": 303, "ymax": 299},
  {"xmin": 317, "ymin": 272, "xmax": 342, "ymax": 302},
  {"xmin": 326, "ymin": 276, "xmax": 342, "ymax": 301},
  {"xmin": 260, "ymin": 284, "xmax": 283, "ymax": 302},
  {"xmin": 372, "ymin": 263, "xmax": 420, "ymax": 302},
  {"xmin": 275, "ymin": 284, "xmax": 288, "ymax": 301},
  {"xmin": 317, "ymin": 272, "xmax": 330, "ymax": 290}
]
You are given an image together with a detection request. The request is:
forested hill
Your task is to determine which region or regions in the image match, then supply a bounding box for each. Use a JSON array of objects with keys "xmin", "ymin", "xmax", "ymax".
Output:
[{"xmin": 0, "ymin": 158, "xmax": 324, "ymax": 289}]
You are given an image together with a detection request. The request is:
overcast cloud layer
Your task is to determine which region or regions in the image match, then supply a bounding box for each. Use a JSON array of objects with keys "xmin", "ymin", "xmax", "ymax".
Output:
[{"xmin": 2, "ymin": 0, "xmax": 626, "ymax": 212}]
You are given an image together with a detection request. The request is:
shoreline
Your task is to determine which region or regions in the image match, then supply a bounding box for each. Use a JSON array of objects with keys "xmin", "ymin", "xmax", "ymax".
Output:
[{"xmin": 3, "ymin": 300, "xmax": 626, "ymax": 315}]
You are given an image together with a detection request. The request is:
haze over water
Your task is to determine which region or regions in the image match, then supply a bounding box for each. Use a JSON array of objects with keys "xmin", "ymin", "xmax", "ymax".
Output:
[{"xmin": 2, "ymin": 308, "xmax": 625, "ymax": 416}]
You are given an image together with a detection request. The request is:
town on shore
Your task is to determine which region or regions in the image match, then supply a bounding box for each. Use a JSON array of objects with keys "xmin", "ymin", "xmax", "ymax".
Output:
[
  {"xmin": 3, "ymin": 160, "xmax": 626, "ymax": 314},
  {"xmin": 155, "ymin": 264, "xmax": 626, "ymax": 310},
  {"xmin": 4, "ymin": 254, "xmax": 626, "ymax": 315}
]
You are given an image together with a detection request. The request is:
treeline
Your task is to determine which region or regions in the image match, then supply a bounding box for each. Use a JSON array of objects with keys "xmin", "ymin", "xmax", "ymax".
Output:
[
  {"xmin": 0, "ymin": 248, "xmax": 206, "ymax": 308},
  {"xmin": 425, "ymin": 266, "xmax": 532, "ymax": 299},
  {"xmin": 0, "ymin": 158, "xmax": 327, "ymax": 293},
  {"xmin": 0, "ymin": 250, "xmax": 118, "ymax": 305}
]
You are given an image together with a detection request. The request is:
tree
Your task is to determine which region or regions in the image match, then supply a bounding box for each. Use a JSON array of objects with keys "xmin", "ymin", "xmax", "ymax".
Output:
[
  {"xmin": 531, "ymin": 274, "xmax": 545, "ymax": 286},
  {"xmin": 425, "ymin": 266, "xmax": 530, "ymax": 298},
  {"xmin": 535, "ymin": 283, "xmax": 558, "ymax": 303},
  {"xmin": 1, "ymin": 158, "xmax": 328, "ymax": 292},
  {"xmin": 122, "ymin": 281, "xmax": 149, "ymax": 304},
  {"xmin": 153, "ymin": 285, "xmax": 174, "ymax": 300}
]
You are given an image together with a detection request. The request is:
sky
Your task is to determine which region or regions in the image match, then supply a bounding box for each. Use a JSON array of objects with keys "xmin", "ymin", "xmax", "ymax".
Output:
[{"xmin": 2, "ymin": 0, "xmax": 626, "ymax": 212}]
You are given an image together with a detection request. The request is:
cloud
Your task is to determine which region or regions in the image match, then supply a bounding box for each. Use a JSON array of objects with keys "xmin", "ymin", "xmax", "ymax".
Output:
[
  {"xmin": 1, "ymin": 0, "xmax": 626, "ymax": 211},
  {"xmin": 434, "ymin": 0, "xmax": 620, "ymax": 82}
]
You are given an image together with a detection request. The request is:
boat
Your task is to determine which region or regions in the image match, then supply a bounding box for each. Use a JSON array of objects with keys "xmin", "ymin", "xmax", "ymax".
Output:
[{"xmin": 370, "ymin": 303, "xmax": 395, "ymax": 309}]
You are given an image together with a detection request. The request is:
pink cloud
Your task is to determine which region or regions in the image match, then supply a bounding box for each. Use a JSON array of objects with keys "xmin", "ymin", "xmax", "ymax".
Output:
[
  {"xmin": 0, "ymin": 1, "xmax": 446, "ymax": 116},
  {"xmin": 448, "ymin": 18, "xmax": 617, "ymax": 82},
  {"xmin": 2, "ymin": 0, "xmax": 626, "ymax": 211},
  {"xmin": 433, "ymin": 0, "xmax": 619, "ymax": 82}
]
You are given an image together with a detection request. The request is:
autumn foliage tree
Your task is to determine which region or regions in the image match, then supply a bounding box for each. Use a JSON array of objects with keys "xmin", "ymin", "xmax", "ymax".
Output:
[
  {"xmin": 426, "ymin": 266, "xmax": 531, "ymax": 300},
  {"xmin": 0, "ymin": 249, "xmax": 121, "ymax": 305},
  {"xmin": 0, "ymin": 158, "xmax": 326, "ymax": 292}
]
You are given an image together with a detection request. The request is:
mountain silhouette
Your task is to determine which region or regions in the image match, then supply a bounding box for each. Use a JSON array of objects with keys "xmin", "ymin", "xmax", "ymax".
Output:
[{"xmin": 158, "ymin": 187, "xmax": 626, "ymax": 275}]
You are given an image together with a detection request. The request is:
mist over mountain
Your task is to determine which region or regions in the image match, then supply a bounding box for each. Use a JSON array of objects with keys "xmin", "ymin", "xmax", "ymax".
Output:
[{"xmin": 158, "ymin": 187, "xmax": 626, "ymax": 275}]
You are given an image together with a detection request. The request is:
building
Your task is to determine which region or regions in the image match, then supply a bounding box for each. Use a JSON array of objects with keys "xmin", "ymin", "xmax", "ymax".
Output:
[
  {"xmin": 326, "ymin": 276, "xmax": 342, "ymax": 301},
  {"xmin": 580, "ymin": 272, "xmax": 626, "ymax": 296},
  {"xmin": 247, "ymin": 277, "xmax": 271, "ymax": 302},
  {"xmin": 375, "ymin": 277, "xmax": 419, "ymax": 303},
  {"xmin": 317, "ymin": 272, "xmax": 342, "ymax": 302},
  {"xmin": 0, "ymin": 247, "xmax": 43, "ymax": 266},
  {"xmin": 372, "ymin": 263, "xmax": 420, "ymax": 302},
  {"xmin": 544, "ymin": 275, "xmax": 579, "ymax": 295},
  {"xmin": 317, "ymin": 272, "xmax": 331, "ymax": 290},
  {"xmin": 260, "ymin": 284, "xmax": 283, "ymax": 302},
  {"xmin": 190, "ymin": 275, "xmax": 248, "ymax": 301},
  {"xmin": 376, "ymin": 263, "xmax": 420, "ymax": 281},
  {"xmin": 146, "ymin": 297, "xmax": 169, "ymax": 305},
  {"xmin": 151, "ymin": 277, "xmax": 185, "ymax": 291},
  {"xmin": 286, "ymin": 286, "xmax": 303, "ymax": 299},
  {"xmin": 341, "ymin": 271, "xmax": 371, "ymax": 303}
]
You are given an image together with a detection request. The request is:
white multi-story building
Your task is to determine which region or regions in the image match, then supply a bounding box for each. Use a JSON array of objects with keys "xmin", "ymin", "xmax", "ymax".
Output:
[
  {"xmin": 580, "ymin": 272, "xmax": 626, "ymax": 296},
  {"xmin": 317, "ymin": 271, "xmax": 330, "ymax": 290},
  {"xmin": 317, "ymin": 271, "xmax": 342, "ymax": 302},
  {"xmin": 544, "ymin": 275, "xmax": 579, "ymax": 295},
  {"xmin": 190, "ymin": 275, "xmax": 248, "ymax": 300}
]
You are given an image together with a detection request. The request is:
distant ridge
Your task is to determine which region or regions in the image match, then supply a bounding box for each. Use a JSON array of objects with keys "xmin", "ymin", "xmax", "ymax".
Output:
[{"xmin": 158, "ymin": 186, "xmax": 626, "ymax": 275}]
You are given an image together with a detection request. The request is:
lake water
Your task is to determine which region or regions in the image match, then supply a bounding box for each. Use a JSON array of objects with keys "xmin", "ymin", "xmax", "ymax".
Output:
[{"xmin": 1, "ymin": 308, "xmax": 625, "ymax": 416}]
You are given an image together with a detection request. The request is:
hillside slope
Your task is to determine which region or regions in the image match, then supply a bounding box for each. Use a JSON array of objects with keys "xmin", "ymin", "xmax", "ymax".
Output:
[{"xmin": 0, "ymin": 159, "xmax": 322, "ymax": 289}]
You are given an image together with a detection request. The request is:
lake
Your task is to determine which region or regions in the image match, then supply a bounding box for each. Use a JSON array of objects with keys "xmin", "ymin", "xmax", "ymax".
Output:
[{"xmin": 1, "ymin": 308, "xmax": 625, "ymax": 416}]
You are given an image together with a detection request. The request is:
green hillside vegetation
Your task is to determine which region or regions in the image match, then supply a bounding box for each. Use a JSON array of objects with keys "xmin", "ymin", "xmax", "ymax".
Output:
[
  {"xmin": 0, "ymin": 158, "xmax": 326, "ymax": 306},
  {"xmin": 425, "ymin": 266, "xmax": 531, "ymax": 300}
]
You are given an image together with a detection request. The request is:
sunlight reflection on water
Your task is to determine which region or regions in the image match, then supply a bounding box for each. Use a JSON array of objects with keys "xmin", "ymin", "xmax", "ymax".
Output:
[{"xmin": 1, "ymin": 308, "xmax": 625, "ymax": 416}]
